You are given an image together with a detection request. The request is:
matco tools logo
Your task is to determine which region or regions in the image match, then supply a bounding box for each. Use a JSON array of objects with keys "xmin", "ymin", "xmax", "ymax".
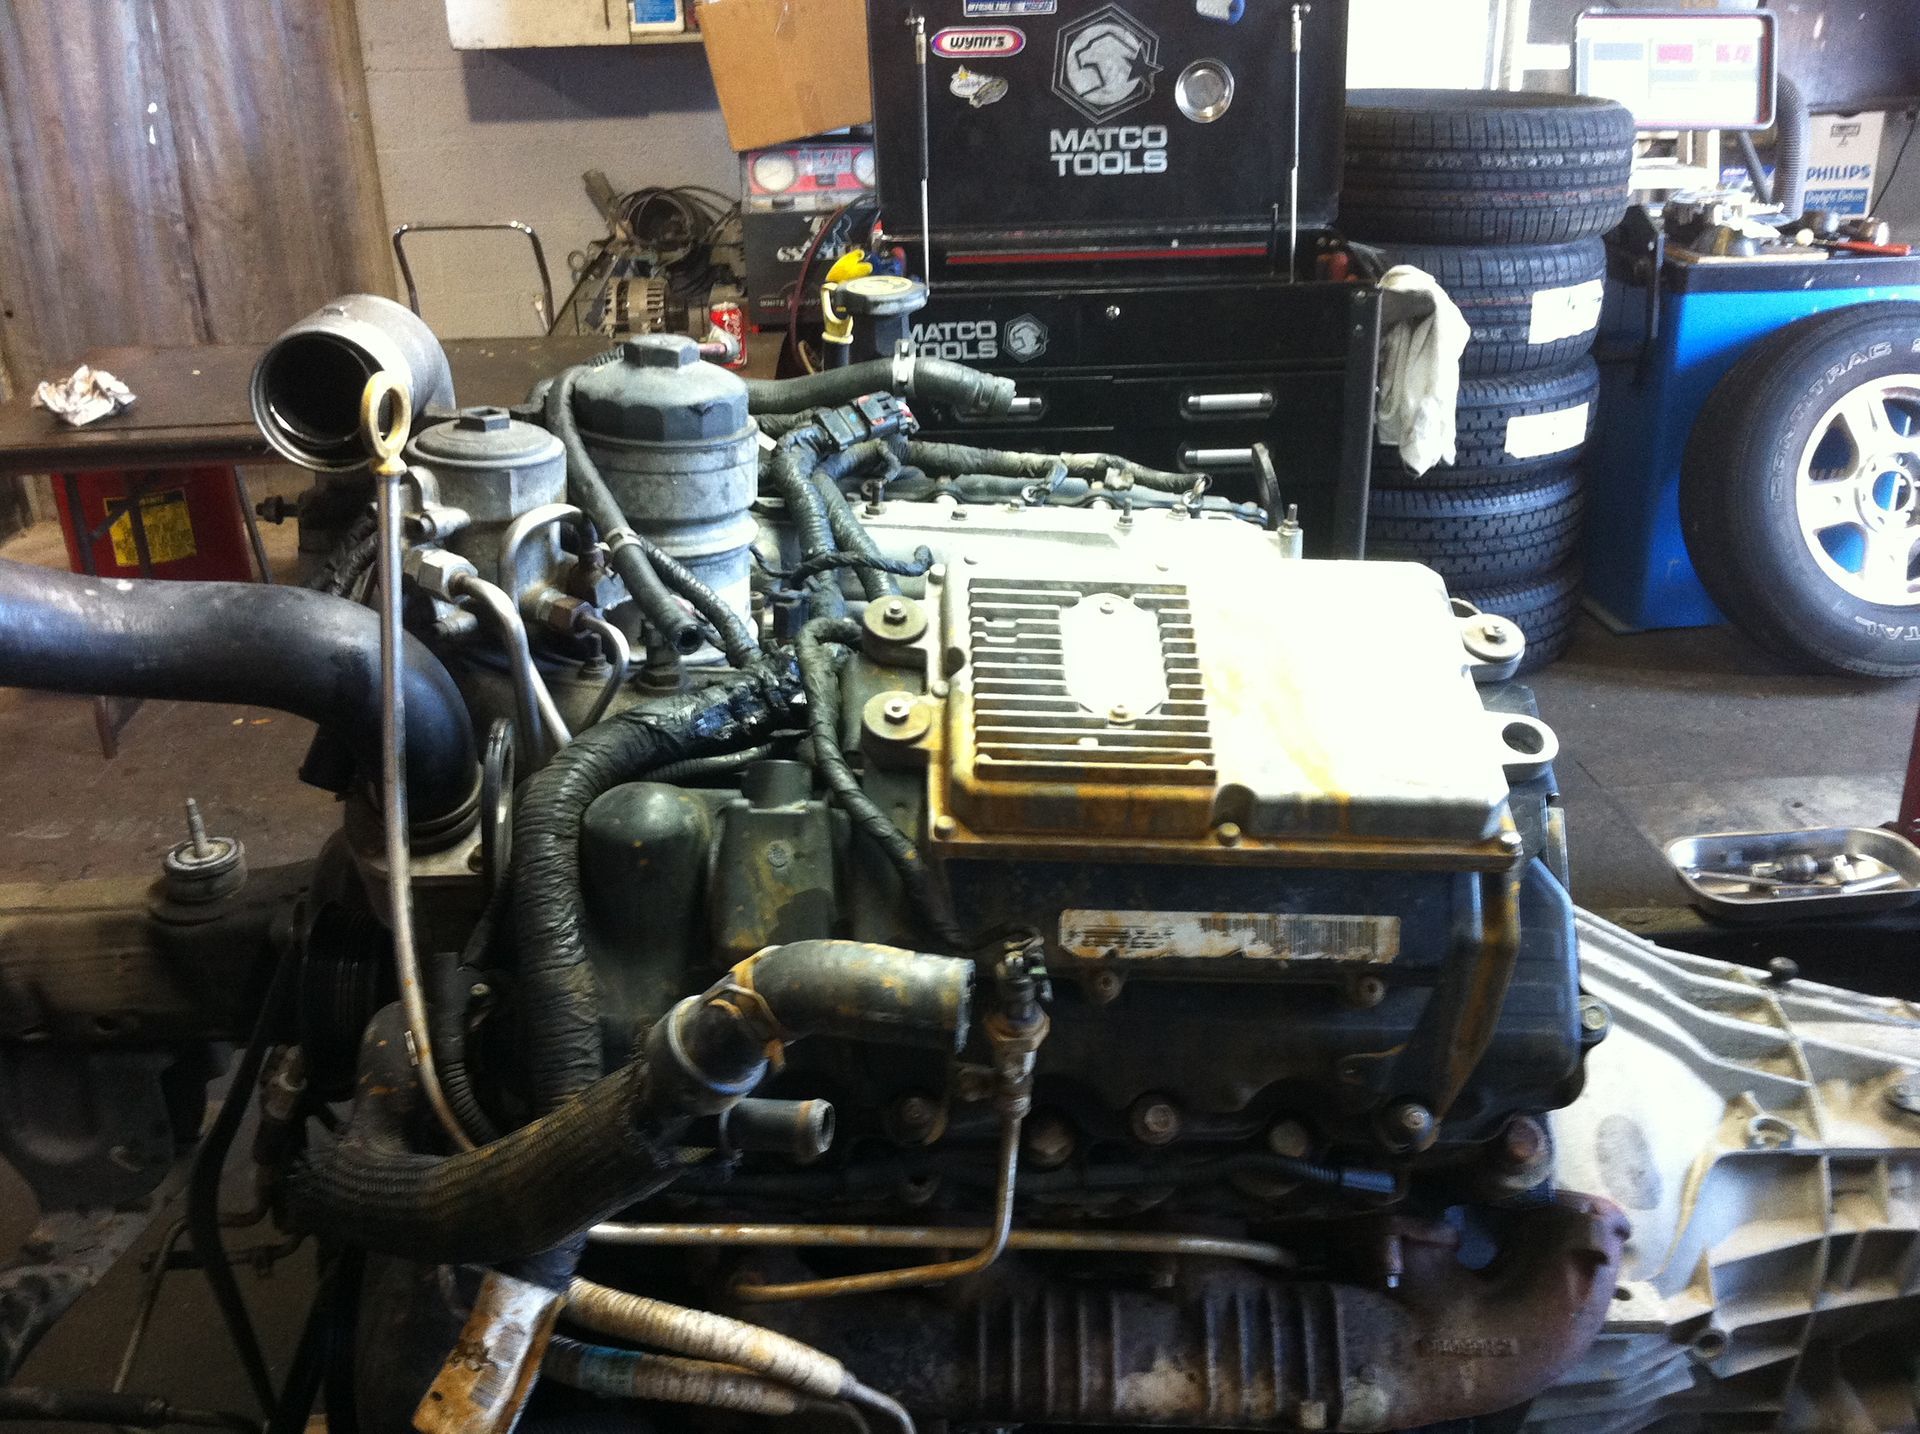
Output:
[{"xmin": 1052, "ymin": 5, "xmax": 1161, "ymax": 121}]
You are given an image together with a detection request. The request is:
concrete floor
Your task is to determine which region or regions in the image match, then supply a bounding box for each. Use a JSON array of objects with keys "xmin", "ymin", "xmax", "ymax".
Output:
[{"xmin": 0, "ymin": 505, "xmax": 1914, "ymax": 1425}]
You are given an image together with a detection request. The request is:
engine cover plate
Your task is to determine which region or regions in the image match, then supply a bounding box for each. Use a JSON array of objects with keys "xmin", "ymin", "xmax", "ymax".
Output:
[{"xmin": 929, "ymin": 539, "xmax": 1519, "ymax": 863}]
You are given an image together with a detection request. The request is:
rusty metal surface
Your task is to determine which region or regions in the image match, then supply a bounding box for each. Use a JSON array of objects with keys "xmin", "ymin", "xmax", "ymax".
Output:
[
  {"xmin": 0, "ymin": 1197, "xmax": 171, "ymax": 1381},
  {"xmin": 412, "ymin": 1269, "xmax": 560, "ymax": 1434},
  {"xmin": 747, "ymin": 1194, "xmax": 1629, "ymax": 1431}
]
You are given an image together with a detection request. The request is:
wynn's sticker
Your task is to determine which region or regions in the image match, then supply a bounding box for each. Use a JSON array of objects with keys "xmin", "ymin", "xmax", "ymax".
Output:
[
  {"xmin": 950, "ymin": 67, "xmax": 1009, "ymax": 108},
  {"xmin": 963, "ymin": 0, "xmax": 1053, "ymax": 14},
  {"xmin": 1527, "ymin": 279, "xmax": 1604, "ymax": 346},
  {"xmin": 1504, "ymin": 403, "xmax": 1589, "ymax": 461},
  {"xmin": 933, "ymin": 26, "xmax": 1025, "ymax": 57},
  {"xmin": 1059, "ymin": 910, "xmax": 1401, "ymax": 964}
]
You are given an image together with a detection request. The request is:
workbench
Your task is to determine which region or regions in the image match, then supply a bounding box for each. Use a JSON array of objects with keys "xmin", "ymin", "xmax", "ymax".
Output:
[{"xmin": 0, "ymin": 337, "xmax": 614, "ymax": 477}]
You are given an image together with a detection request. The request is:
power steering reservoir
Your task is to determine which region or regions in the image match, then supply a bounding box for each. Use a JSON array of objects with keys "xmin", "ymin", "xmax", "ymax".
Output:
[{"xmin": 572, "ymin": 335, "xmax": 758, "ymax": 663}]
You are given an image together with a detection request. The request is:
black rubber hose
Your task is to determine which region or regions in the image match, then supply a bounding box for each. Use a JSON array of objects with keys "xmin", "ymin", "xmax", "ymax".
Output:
[
  {"xmin": 545, "ymin": 364, "xmax": 705, "ymax": 658},
  {"xmin": 0, "ymin": 558, "xmax": 475, "ymax": 820},
  {"xmin": 648, "ymin": 942, "xmax": 974, "ymax": 1115},
  {"xmin": 0, "ymin": 558, "xmax": 477, "ymax": 824},
  {"xmin": 812, "ymin": 442, "xmax": 902, "ymax": 600},
  {"xmin": 766, "ymin": 434, "xmax": 846, "ymax": 617},
  {"xmin": 286, "ymin": 1007, "xmax": 683, "ymax": 1267},
  {"xmin": 744, "ymin": 358, "xmax": 1016, "ymax": 419},
  {"xmin": 629, "ymin": 535, "xmax": 757, "ymax": 666},
  {"xmin": 428, "ymin": 877, "xmax": 509, "ymax": 1146},
  {"xmin": 511, "ymin": 657, "xmax": 803, "ymax": 1116},
  {"xmin": 0, "ymin": 1387, "xmax": 258, "ymax": 1430},
  {"xmin": 907, "ymin": 440, "xmax": 1199, "ymax": 494},
  {"xmin": 796, "ymin": 619, "xmax": 961, "ymax": 946},
  {"xmin": 189, "ymin": 943, "xmax": 298, "ymax": 1417},
  {"xmin": 1773, "ymin": 73, "xmax": 1811, "ymax": 219},
  {"xmin": 292, "ymin": 942, "xmax": 970, "ymax": 1264}
]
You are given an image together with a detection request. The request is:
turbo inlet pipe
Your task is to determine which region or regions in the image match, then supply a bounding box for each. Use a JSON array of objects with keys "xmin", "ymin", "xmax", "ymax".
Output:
[
  {"xmin": 0, "ymin": 558, "xmax": 477, "ymax": 828},
  {"xmin": 252, "ymin": 294, "xmax": 455, "ymax": 471}
]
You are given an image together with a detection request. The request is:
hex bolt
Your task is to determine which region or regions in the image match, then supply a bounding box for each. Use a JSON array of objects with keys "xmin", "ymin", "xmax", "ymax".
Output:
[
  {"xmin": 1384, "ymin": 1099, "xmax": 1436, "ymax": 1151},
  {"xmin": 880, "ymin": 598, "xmax": 911, "ymax": 627},
  {"xmin": 1023, "ymin": 1112, "xmax": 1076, "ymax": 1170},
  {"xmin": 1581, "ymin": 999, "xmax": 1611, "ymax": 1034},
  {"xmin": 1498, "ymin": 1114, "xmax": 1548, "ymax": 1169},
  {"xmin": 1266, "ymin": 1118, "xmax": 1311, "ymax": 1159},
  {"xmin": 1105, "ymin": 304, "xmax": 1123, "ymax": 321},
  {"xmin": 1108, "ymin": 703, "xmax": 1132, "ymax": 722},
  {"xmin": 183, "ymin": 798, "xmax": 212, "ymax": 860},
  {"xmin": 1130, "ymin": 1097, "xmax": 1182, "ymax": 1146},
  {"xmin": 882, "ymin": 696, "xmax": 914, "ymax": 726},
  {"xmin": 893, "ymin": 1095, "xmax": 941, "ymax": 1144},
  {"xmin": 1214, "ymin": 822, "xmax": 1243, "ymax": 847}
]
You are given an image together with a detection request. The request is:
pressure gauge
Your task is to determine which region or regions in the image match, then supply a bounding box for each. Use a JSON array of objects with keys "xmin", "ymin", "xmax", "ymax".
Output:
[{"xmin": 750, "ymin": 151, "xmax": 798, "ymax": 194}]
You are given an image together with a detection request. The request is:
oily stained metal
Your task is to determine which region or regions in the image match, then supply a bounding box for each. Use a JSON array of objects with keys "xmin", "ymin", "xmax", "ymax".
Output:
[{"xmin": 746, "ymin": 1193, "xmax": 1630, "ymax": 1431}]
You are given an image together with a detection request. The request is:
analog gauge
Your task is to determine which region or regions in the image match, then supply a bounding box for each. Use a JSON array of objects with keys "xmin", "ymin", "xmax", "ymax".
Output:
[
  {"xmin": 853, "ymin": 146, "xmax": 877, "ymax": 189},
  {"xmin": 750, "ymin": 151, "xmax": 799, "ymax": 193}
]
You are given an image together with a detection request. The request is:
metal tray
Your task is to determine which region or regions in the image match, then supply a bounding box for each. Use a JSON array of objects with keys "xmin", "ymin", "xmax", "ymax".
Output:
[{"xmin": 1666, "ymin": 825, "xmax": 1920, "ymax": 923}]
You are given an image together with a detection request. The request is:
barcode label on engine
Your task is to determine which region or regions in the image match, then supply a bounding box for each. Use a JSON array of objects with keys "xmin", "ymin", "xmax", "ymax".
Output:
[{"xmin": 1058, "ymin": 910, "xmax": 1400, "ymax": 964}]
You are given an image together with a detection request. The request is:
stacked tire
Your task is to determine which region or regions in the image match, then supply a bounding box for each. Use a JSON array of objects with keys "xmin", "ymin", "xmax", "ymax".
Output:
[{"xmin": 1342, "ymin": 90, "xmax": 1635, "ymax": 672}]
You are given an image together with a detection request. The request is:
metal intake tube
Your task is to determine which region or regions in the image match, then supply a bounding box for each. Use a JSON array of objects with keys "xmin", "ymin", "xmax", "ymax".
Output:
[{"xmin": 252, "ymin": 294, "xmax": 455, "ymax": 471}]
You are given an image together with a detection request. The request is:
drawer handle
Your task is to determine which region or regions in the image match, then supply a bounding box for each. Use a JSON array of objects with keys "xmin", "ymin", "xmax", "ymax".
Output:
[
  {"xmin": 1007, "ymin": 395, "xmax": 1046, "ymax": 418},
  {"xmin": 1181, "ymin": 446, "xmax": 1256, "ymax": 471},
  {"xmin": 1182, "ymin": 389, "xmax": 1274, "ymax": 417}
]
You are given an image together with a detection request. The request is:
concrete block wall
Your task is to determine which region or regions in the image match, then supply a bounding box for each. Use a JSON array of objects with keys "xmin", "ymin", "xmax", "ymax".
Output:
[{"xmin": 356, "ymin": 0, "xmax": 736, "ymax": 338}]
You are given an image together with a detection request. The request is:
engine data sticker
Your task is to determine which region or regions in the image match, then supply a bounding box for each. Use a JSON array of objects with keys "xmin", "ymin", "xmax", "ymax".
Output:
[
  {"xmin": 1503, "ymin": 403, "xmax": 1589, "ymax": 461},
  {"xmin": 1059, "ymin": 910, "xmax": 1400, "ymax": 964},
  {"xmin": 1527, "ymin": 279, "xmax": 1604, "ymax": 346}
]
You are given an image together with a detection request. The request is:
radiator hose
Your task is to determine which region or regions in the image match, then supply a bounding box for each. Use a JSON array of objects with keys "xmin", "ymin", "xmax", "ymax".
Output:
[
  {"xmin": 286, "ymin": 943, "xmax": 972, "ymax": 1265},
  {"xmin": 0, "ymin": 558, "xmax": 477, "ymax": 826}
]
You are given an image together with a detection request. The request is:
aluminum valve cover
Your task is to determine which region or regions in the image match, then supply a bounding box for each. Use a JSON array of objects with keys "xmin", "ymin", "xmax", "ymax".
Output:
[{"xmin": 929, "ymin": 538, "xmax": 1521, "ymax": 858}]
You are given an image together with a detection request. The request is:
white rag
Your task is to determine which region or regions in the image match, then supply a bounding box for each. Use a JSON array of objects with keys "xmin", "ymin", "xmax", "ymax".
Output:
[
  {"xmin": 33, "ymin": 365, "xmax": 136, "ymax": 427},
  {"xmin": 1374, "ymin": 265, "xmax": 1470, "ymax": 477}
]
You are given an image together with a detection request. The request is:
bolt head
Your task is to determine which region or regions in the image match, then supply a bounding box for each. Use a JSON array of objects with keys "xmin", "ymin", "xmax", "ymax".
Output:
[
  {"xmin": 1267, "ymin": 1119, "xmax": 1311, "ymax": 1159},
  {"xmin": 1108, "ymin": 703, "xmax": 1132, "ymax": 722},
  {"xmin": 881, "ymin": 599, "xmax": 910, "ymax": 627},
  {"xmin": 1396, "ymin": 1102, "xmax": 1433, "ymax": 1134},
  {"xmin": 1214, "ymin": 822, "xmax": 1243, "ymax": 847},
  {"xmin": 1131, "ymin": 1098, "xmax": 1181, "ymax": 1145},
  {"xmin": 882, "ymin": 696, "xmax": 914, "ymax": 725},
  {"xmin": 932, "ymin": 814, "xmax": 959, "ymax": 839},
  {"xmin": 1581, "ymin": 1001, "xmax": 1610, "ymax": 1033}
]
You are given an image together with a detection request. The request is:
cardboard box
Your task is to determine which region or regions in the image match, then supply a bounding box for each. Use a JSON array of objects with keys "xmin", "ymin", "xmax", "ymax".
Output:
[{"xmin": 697, "ymin": 0, "xmax": 872, "ymax": 152}]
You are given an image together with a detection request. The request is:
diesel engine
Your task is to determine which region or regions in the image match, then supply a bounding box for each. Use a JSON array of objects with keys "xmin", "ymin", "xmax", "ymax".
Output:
[{"xmin": 0, "ymin": 296, "xmax": 1916, "ymax": 1434}]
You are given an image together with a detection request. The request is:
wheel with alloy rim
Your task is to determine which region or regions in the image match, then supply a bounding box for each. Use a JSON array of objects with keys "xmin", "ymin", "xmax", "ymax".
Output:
[
  {"xmin": 1794, "ymin": 376, "xmax": 1920, "ymax": 606},
  {"xmin": 1681, "ymin": 302, "xmax": 1920, "ymax": 676}
]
